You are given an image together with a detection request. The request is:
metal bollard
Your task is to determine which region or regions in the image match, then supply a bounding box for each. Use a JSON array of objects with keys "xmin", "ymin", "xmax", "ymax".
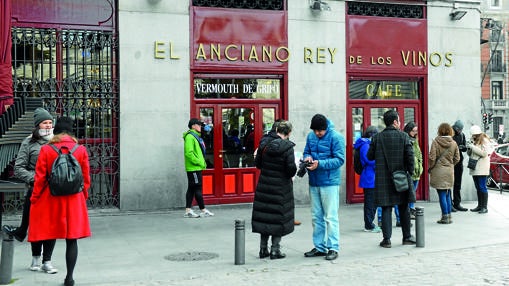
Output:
[
  {"xmin": 234, "ymin": 219, "xmax": 245, "ymax": 265},
  {"xmin": 0, "ymin": 234, "xmax": 14, "ymax": 284},
  {"xmin": 415, "ymin": 207, "xmax": 425, "ymax": 248}
]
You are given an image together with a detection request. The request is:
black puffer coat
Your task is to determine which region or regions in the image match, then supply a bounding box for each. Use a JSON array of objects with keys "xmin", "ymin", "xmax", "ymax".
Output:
[{"xmin": 252, "ymin": 137, "xmax": 297, "ymax": 236}]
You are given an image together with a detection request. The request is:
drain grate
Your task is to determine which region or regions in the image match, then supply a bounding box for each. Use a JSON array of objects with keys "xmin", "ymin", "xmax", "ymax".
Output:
[{"xmin": 165, "ymin": 252, "xmax": 219, "ymax": 261}]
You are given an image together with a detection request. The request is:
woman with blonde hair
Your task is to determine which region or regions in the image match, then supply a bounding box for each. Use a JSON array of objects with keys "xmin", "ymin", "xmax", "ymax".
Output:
[
  {"xmin": 429, "ymin": 123, "xmax": 460, "ymax": 224},
  {"xmin": 467, "ymin": 125, "xmax": 493, "ymax": 214}
]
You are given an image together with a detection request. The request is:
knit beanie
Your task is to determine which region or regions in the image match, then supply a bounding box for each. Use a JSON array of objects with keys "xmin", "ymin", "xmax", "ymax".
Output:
[
  {"xmin": 452, "ymin": 120, "xmax": 464, "ymax": 131},
  {"xmin": 33, "ymin": 108, "xmax": 53, "ymax": 127},
  {"xmin": 53, "ymin": 117, "xmax": 74, "ymax": 135},
  {"xmin": 403, "ymin": 122, "xmax": 416, "ymax": 134},
  {"xmin": 310, "ymin": 114, "xmax": 328, "ymax": 130}
]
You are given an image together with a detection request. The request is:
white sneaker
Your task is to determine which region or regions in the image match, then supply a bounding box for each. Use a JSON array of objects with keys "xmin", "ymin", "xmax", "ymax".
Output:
[
  {"xmin": 41, "ymin": 261, "xmax": 58, "ymax": 274},
  {"xmin": 200, "ymin": 209, "xmax": 214, "ymax": 217},
  {"xmin": 29, "ymin": 256, "xmax": 41, "ymax": 271},
  {"xmin": 184, "ymin": 210, "xmax": 199, "ymax": 218}
]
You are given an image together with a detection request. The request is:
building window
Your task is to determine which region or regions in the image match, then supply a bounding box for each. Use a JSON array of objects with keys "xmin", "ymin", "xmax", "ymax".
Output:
[
  {"xmin": 347, "ymin": 1, "xmax": 425, "ymax": 19},
  {"xmin": 490, "ymin": 0, "xmax": 501, "ymax": 8},
  {"xmin": 492, "ymin": 81, "xmax": 503, "ymax": 99},
  {"xmin": 192, "ymin": 0, "xmax": 286, "ymax": 10}
]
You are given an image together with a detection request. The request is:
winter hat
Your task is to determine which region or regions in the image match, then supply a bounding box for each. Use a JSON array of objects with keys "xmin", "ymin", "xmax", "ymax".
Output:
[
  {"xmin": 403, "ymin": 122, "xmax": 416, "ymax": 134},
  {"xmin": 310, "ymin": 114, "xmax": 328, "ymax": 130},
  {"xmin": 452, "ymin": 120, "xmax": 464, "ymax": 131},
  {"xmin": 188, "ymin": 118, "xmax": 203, "ymax": 129},
  {"xmin": 53, "ymin": 117, "xmax": 74, "ymax": 135},
  {"xmin": 470, "ymin": 125, "xmax": 482, "ymax": 136},
  {"xmin": 363, "ymin": 126, "xmax": 378, "ymax": 138},
  {"xmin": 33, "ymin": 108, "xmax": 53, "ymax": 127}
]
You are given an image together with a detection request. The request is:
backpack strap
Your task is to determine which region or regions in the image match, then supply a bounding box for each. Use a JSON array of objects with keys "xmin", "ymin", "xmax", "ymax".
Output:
[
  {"xmin": 49, "ymin": 144, "xmax": 79, "ymax": 154},
  {"xmin": 49, "ymin": 144, "xmax": 61, "ymax": 154}
]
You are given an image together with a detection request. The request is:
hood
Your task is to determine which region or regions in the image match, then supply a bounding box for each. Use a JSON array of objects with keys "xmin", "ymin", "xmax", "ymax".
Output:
[
  {"xmin": 353, "ymin": 137, "xmax": 370, "ymax": 149},
  {"xmin": 265, "ymin": 138, "xmax": 295, "ymax": 156},
  {"xmin": 182, "ymin": 129, "xmax": 200, "ymax": 139},
  {"xmin": 434, "ymin": 136, "xmax": 455, "ymax": 148}
]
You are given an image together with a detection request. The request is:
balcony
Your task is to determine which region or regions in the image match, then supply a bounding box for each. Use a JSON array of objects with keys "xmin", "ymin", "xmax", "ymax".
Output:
[{"xmin": 485, "ymin": 99, "xmax": 509, "ymax": 110}]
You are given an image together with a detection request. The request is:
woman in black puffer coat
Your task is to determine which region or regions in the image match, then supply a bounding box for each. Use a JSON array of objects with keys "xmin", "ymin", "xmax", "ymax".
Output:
[{"xmin": 252, "ymin": 120, "xmax": 297, "ymax": 260}]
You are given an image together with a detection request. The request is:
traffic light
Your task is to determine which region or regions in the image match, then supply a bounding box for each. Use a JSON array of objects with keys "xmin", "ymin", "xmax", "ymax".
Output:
[
  {"xmin": 483, "ymin": 113, "xmax": 488, "ymax": 125},
  {"xmin": 488, "ymin": 113, "xmax": 493, "ymax": 124}
]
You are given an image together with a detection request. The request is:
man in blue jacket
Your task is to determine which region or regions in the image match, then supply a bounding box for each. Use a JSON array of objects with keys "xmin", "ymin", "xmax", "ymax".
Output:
[{"xmin": 302, "ymin": 114, "xmax": 345, "ymax": 261}]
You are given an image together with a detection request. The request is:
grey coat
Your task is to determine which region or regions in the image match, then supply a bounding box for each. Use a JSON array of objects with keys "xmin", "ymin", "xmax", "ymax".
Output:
[
  {"xmin": 14, "ymin": 135, "xmax": 48, "ymax": 187},
  {"xmin": 367, "ymin": 126, "xmax": 415, "ymax": 206}
]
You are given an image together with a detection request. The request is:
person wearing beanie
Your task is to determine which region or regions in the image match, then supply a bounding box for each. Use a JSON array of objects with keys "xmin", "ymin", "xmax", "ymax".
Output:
[
  {"xmin": 182, "ymin": 118, "xmax": 214, "ymax": 218},
  {"xmin": 2, "ymin": 108, "xmax": 57, "ymax": 274},
  {"xmin": 303, "ymin": 114, "xmax": 345, "ymax": 261},
  {"xmin": 28, "ymin": 116, "xmax": 91, "ymax": 286},
  {"xmin": 367, "ymin": 110, "xmax": 416, "ymax": 248},
  {"xmin": 466, "ymin": 125, "xmax": 493, "ymax": 214},
  {"xmin": 403, "ymin": 122, "xmax": 423, "ymax": 218},
  {"xmin": 451, "ymin": 120, "xmax": 468, "ymax": 212},
  {"xmin": 353, "ymin": 126, "xmax": 380, "ymax": 233}
]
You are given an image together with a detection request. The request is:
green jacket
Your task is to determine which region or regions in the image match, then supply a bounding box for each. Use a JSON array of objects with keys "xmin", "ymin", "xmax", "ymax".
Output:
[
  {"xmin": 183, "ymin": 130, "xmax": 206, "ymax": 172},
  {"xmin": 411, "ymin": 138, "xmax": 423, "ymax": 180}
]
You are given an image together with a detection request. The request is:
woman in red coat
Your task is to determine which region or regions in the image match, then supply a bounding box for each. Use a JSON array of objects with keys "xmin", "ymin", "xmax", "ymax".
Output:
[{"xmin": 29, "ymin": 117, "xmax": 91, "ymax": 286}]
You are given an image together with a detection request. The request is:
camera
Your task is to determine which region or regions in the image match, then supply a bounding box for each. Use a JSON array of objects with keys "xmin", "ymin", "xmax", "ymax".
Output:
[{"xmin": 297, "ymin": 160, "xmax": 312, "ymax": 178}]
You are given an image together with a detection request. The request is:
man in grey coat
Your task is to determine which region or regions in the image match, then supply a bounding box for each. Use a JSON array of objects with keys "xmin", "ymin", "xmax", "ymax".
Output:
[{"xmin": 367, "ymin": 110, "xmax": 416, "ymax": 248}]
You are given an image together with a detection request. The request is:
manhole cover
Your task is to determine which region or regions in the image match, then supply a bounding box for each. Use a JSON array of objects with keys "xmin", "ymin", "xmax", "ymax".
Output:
[{"xmin": 165, "ymin": 252, "xmax": 219, "ymax": 261}]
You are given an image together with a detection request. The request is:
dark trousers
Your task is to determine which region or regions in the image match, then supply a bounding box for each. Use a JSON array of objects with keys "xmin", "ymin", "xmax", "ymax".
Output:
[
  {"xmin": 453, "ymin": 163, "xmax": 464, "ymax": 206},
  {"xmin": 363, "ymin": 188, "xmax": 377, "ymax": 229},
  {"xmin": 65, "ymin": 239, "xmax": 78, "ymax": 280},
  {"xmin": 260, "ymin": 234, "xmax": 282, "ymax": 251},
  {"xmin": 186, "ymin": 171, "xmax": 205, "ymax": 209},
  {"xmin": 381, "ymin": 204, "xmax": 411, "ymax": 240},
  {"xmin": 31, "ymin": 239, "xmax": 56, "ymax": 262},
  {"xmin": 14, "ymin": 187, "xmax": 33, "ymax": 238}
]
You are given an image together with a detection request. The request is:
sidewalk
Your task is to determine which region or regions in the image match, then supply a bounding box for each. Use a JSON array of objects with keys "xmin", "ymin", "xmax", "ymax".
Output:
[{"xmin": 1, "ymin": 190, "xmax": 509, "ymax": 285}]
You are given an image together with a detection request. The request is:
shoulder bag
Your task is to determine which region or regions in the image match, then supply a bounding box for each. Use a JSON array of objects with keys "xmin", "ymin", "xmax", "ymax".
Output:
[{"xmin": 380, "ymin": 136, "xmax": 412, "ymax": 192}]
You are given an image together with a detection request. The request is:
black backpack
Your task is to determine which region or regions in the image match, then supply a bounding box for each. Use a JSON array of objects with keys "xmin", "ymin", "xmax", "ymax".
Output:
[
  {"xmin": 47, "ymin": 144, "xmax": 84, "ymax": 196},
  {"xmin": 353, "ymin": 147, "xmax": 364, "ymax": 175}
]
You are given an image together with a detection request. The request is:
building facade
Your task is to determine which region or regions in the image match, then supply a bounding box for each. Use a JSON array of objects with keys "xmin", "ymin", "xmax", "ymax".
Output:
[{"xmin": 0, "ymin": 0, "xmax": 482, "ymax": 211}]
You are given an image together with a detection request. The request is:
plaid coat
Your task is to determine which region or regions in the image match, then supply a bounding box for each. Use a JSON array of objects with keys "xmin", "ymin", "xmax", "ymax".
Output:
[{"xmin": 367, "ymin": 126, "xmax": 415, "ymax": 206}]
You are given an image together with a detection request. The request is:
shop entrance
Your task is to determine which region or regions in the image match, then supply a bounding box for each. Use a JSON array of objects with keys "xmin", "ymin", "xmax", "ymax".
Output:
[
  {"xmin": 192, "ymin": 75, "xmax": 284, "ymax": 204},
  {"xmin": 346, "ymin": 78, "xmax": 426, "ymax": 203}
]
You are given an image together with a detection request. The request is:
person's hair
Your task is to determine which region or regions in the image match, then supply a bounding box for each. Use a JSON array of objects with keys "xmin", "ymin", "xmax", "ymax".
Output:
[
  {"xmin": 48, "ymin": 133, "xmax": 78, "ymax": 144},
  {"xmin": 383, "ymin": 110, "xmax": 399, "ymax": 127},
  {"xmin": 29, "ymin": 126, "xmax": 43, "ymax": 143},
  {"xmin": 276, "ymin": 120, "xmax": 292, "ymax": 136},
  {"xmin": 437, "ymin": 123, "xmax": 453, "ymax": 136},
  {"xmin": 362, "ymin": 126, "xmax": 378, "ymax": 138},
  {"xmin": 270, "ymin": 118, "xmax": 283, "ymax": 132},
  {"xmin": 472, "ymin": 133, "xmax": 490, "ymax": 145}
]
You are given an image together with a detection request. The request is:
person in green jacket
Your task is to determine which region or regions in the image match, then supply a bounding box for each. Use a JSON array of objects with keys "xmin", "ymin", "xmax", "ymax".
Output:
[
  {"xmin": 403, "ymin": 122, "xmax": 423, "ymax": 218},
  {"xmin": 182, "ymin": 118, "xmax": 214, "ymax": 218}
]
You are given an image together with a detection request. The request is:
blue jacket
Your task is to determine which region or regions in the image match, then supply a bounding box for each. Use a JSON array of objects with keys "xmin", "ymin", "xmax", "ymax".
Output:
[
  {"xmin": 303, "ymin": 119, "xmax": 345, "ymax": 187},
  {"xmin": 353, "ymin": 137, "xmax": 375, "ymax": 188}
]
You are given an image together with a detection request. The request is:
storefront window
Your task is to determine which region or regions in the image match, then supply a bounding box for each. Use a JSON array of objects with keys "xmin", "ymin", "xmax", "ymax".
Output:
[
  {"xmin": 194, "ymin": 78, "xmax": 280, "ymax": 99},
  {"xmin": 349, "ymin": 80, "xmax": 419, "ymax": 100}
]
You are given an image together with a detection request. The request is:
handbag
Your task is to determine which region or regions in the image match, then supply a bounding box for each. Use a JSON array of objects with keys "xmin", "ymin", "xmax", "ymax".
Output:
[
  {"xmin": 380, "ymin": 136, "xmax": 411, "ymax": 192},
  {"xmin": 467, "ymin": 157, "xmax": 478, "ymax": 170}
]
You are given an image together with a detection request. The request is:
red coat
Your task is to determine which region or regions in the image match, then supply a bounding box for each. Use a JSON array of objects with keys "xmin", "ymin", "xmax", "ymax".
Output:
[{"xmin": 28, "ymin": 135, "xmax": 92, "ymax": 241}]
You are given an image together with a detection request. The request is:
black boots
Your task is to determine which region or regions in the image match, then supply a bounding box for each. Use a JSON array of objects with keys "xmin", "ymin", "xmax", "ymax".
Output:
[
  {"xmin": 470, "ymin": 191, "xmax": 482, "ymax": 212},
  {"xmin": 259, "ymin": 247, "xmax": 269, "ymax": 259},
  {"xmin": 478, "ymin": 192, "xmax": 488, "ymax": 214},
  {"xmin": 269, "ymin": 249, "xmax": 286, "ymax": 259}
]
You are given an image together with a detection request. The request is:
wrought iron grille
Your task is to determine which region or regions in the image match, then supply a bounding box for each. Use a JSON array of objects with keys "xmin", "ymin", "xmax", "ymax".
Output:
[
  {"xmin": 347, "ymin": 1, "xmax": 424, "ymax": 19},
  {"xmin": 192, "ymin": 0, "xmax": 285, "ymax": 10},
  {"xmin": 9, "ymin": 27, "xmax": 119, "ymax": 210}
]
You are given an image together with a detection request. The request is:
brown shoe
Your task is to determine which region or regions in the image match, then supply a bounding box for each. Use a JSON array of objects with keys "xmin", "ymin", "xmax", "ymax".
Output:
[{"xmin": 294, "ymin": 220, "xmax": 302, "ymax": 225}]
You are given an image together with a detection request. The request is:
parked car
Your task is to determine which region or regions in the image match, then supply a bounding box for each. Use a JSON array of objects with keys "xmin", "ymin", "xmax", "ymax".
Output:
[{"xmin": 487, "ymin": 143, "xmax": 509, "ymax": 188}]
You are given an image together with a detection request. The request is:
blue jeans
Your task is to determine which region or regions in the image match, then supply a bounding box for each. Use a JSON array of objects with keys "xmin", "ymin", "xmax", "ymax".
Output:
[
  {"xmin": 409, "ymin": 180, "xmax": 419, "ymax": 210},
  {"xmin": 363, "ymin": 188, "xmax": 377, "ymax": 230},
  {"xmin": 309, "ymin": 185, "xmax": 340, "ymax": 252},
  {"xmin": 437, "ymin": 189, "xmax": 452, "ymax": 215},
  {"xmin": 473, "ymin": 176, "xmax": 488, "ymax": 193}
]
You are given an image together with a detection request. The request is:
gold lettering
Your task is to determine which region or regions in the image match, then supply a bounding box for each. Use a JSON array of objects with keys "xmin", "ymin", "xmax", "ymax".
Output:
[
  {"xmin": 262, "ymin": 46, "xmax": 272, "ymax": 62},
  {"xmin": 395, "ymin": 85, "xmax": 402, "ymax": 97},
  {"xmin": 304, "ymin": 47, "xmax": 313, "ymax": 63},
  {"xmin": 249, "ymin": 45, "xmax": 259, "ymax": 61},
  {"xmin": 386, "ymin": 57, "xmax": 392, "ymax": 65},
  {"xmin": 328, "ymin": 48, "xmax": 337, "ymax": 64},
  {"xmin": 444, "ymin": 52, "xmax": 453, "ymax": 67},
  {"xmin": 225, "ymin": 45, "xmax": 238, "ymax": 61},
  {"xmin": 429, "ymin": 52, "xmax": 442, "ymax": 67},
  {"xmin": 276, "ymin": 47, "xmax": 290, "ymax": 62},
  {"xmin": 154, "ymin": 41, "xmax": 165, "ymax": 59},
  {"xmin": 196, "ymin": 43, "xmax": 206, "ymax": 60},
  {"xmin": 316, "ymin": 48, "xmax": 326, "ymax": 63},
  {"xmin": 418, "ymin": 51, "xmax": 427, "ymax": 66},
  {"xmin": 401, "ymin": 51, "xmax": 410, "ymax": 66},
  {"xmin": 241, "ymin": 45, "xmax": 245, "ymax": 61},
  {"xmin": 169, "ymin": 42, "xmax": 180, "ymax": 59},
  {"xmin": 210, "ymin": 44, "xmax": 221, "ymax": 61},
  {"xmin": 386, "ymin": 85, "xmax": 393, "ymax": 97}
]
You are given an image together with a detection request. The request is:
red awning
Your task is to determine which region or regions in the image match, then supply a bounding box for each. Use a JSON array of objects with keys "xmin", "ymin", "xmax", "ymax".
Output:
[{"xmin": 0, "ymin": 0, "xmax": 13, "ymax": 113}]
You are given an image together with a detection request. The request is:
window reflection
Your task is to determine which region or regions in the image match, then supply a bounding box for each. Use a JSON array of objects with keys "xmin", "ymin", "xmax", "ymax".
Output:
[
  {"xmin": 349, "ymin": 80, "xmax": 419, "ymax": 100},
  {"xmin": 222, "ymin": 107, "xmax": 255, "ymax": 168}
]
